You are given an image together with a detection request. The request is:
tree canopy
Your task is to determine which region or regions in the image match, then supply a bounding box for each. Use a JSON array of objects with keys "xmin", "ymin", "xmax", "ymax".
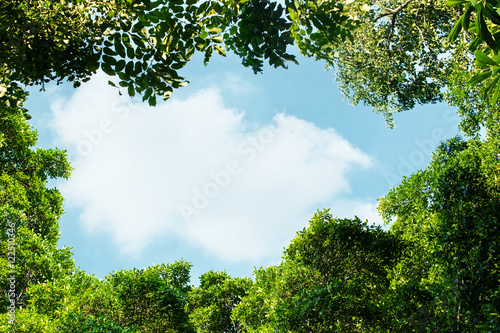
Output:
[{"xmin": 1, "ymin": 0, "xmax": 500, "ymax": 331}]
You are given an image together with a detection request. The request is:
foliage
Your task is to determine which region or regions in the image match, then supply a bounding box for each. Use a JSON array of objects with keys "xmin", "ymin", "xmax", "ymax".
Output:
[
  {"xmin": 223, "ymin": 0, "xmax": 299, "ymax": 73},
  {"xmin": 186, "ymin": 270, "xmax": 251, "ymax": 332},
  {"xmin": 2, "ymin": 0, "xmax": 500, "ymax": 332},
  {"xmin": 234, "ymin": 210, "xmax": 405, "ymax": 332},
  {"xmin": 106, "ymin": 260, "xmax": 195, "ymax": 333},
  {"xmin": 0, "ymin": 97, "xmax": 73, "ymax": 313},
  {"xmin": 0, "ymin": 0, "xmax": 302, "ymax": 106},
  {"xmin": 290, "ymin": 0, "xmax": 460, "ymax": 126},
  {"xmin": 447, "ymin": 0, "xmax": 500, "ymax": 103},
  {"xmin": 286, "ymin": 0, "xmax": 354, "ymax": 61},
  {"xmin": 379, "ymin": 135, "xmax": 500, "ymax": 331},
  {"xmin": 55, "ymin": 312, "xmax": 135, "ymax": 333},
  {"xmin": 0, "ymin": 307, "xmax": 56, "ymax": 333}
]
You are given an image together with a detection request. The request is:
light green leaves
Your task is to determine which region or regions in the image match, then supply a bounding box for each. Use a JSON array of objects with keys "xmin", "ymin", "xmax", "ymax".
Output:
[
  {"xmin": 186, "ymin": 271, "xmax": 251, "ymax": 332},
  {"xmin": 447, "ymin": 0, "xmax": 500, "ymax": 104},
  {"xmin": 446, "ymin": 0, "xmax": 468, "ymax": 5},
  {"xmin": 233, "ymin": 210, "xmax": 405, "ymax": 332},
  {"xmin": 469, "ymin": 51, "xmax": 500, "ymax": 103}
]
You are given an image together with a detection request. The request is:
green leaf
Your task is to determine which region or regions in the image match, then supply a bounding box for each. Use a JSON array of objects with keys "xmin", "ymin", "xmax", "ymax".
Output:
[
  {"xmin": 126, "ymin": 45, "xmax": 135, "ymax": 59},
  {"xmin": 101, "ymin": 62, "xmax": 116, "ymax": 76},
  {"xmin": 186, "ymin": 45, "xmax": 195, "ymax": 60},
  {"xmin": 142, "ymin": 87, "xmax": 153, "ymax": 102},
  {"xmin": 469, "ymin": 70, "xmax": 492, "ymax": 86},
  {"xmin": 469, "ymin": 36, "xmax": 481, "ymax": 51},
  {"xmin": 214, "ymin": 45, "xmax": 226, "ymax": 57},
  {"xmin": 204, "ymin": 46, "xmax": 213, "ymax": 65},
  {"xmin": 171, "ymin": 61, "xmax": 187, "ymax": 70},
  {"xmin": 484, "ymin": 73, "xmax": 500, "ymax": 100},
  {"xmin": 102, "ymin": 54, "xmax": 117, "ymax": 66},
  {"xmin": 490, "ymin": 75, "xmax": 500, "ymax": 103},
  {"xmin": 200, "ymin": 30, "xmax": 209, "ymax": 39},
  {"xmin": 103, "ymin": 47, "xmax": 118, "ymax": 56},
  {"xmin": 483, "ymin": 4, "xmax": 500, "ymax": 26},
  {"xmin": 211, "ymin": 35, "xmax": 223, "ymax": 43},
  {"xmin": 479, "ymin": 9, "xmax": 497, "ymax": 50},
  {"xmin": 463, "ymin": 4, "xmax": 474, "ymax": 31},
  {"xmin": 209, "ymin": 27, "xmax": 222, "ymax": 34},
  {"xmin": 446, "ymin": 0, "xmax": 467, "ymax": 5},
  {"xmin": 475, "ymin": 50, "xmax": 498, "ymax": 66},
  {"xmin": 115, "ymin": 59, "xmax": 126, "ymax": 72},
  {"xmin": 294, "ymin": 0, "xmax": 300, "ymax": 11},
  {"xmin": 128, "ymin": 84, "xmax": 136, "ymax": 97},
  {"xmin": 148, "ymin": 95, "xmax": 157, "ymax": 106},
  {"xmin": 125, "ymin": 61, "xmax": 134, "ymax": 75},
  {"xmin": 449, "ymin": 16, "xmax": 463, "ymax": 43},
  {"xmin": 114, "ymin": 34, "xmax": 126, "ymax": 58}
]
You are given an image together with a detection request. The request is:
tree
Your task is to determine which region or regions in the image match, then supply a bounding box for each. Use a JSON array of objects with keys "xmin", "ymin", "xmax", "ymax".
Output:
[
  {"xmin": 186, "ymin": 270, "xmax": 251, "ymax": 332},
  {"xmin": 0, "ymin": 0, "xmax": 302, "ymax": 106},
  {"xmin": 0, "ymin": 93, "xmax": 74, "ymax": 330},
  {"xmin": 444, "ymin": 0, "xmax": 500, "ymax": 136},
  {"xmin": 234, "ymin": 210, "xmax": 405, "ymax": 332},
  {"xmin": 378, "ymin": 135, "xmax": 500, "ymax": 331},
  {"xmin": 106, "ymin": 260, "xmax": 195, "ymax": 332},
  {"xmin": 286, "ymin": 0, "xmax": 461, "ymax": 126},
  {"xmin": 447, "ymin": 0, "xmax": 500, "ymax": 106},
  {"xmin": 284, "ymin": 0, "xmax": 500, "ymax": 131}
]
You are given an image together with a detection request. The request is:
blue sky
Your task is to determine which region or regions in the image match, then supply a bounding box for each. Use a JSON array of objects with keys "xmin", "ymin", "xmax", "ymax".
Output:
[{"xmin": 26, "ymin": 50, "xmax": 460, "ymax": 283}]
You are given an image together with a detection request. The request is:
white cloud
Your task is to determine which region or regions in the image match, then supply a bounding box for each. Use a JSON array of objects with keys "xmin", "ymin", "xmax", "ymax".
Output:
[
  {"xmin": 50, "ymin": 73, "xmax": 376, "ymax": 261},
  {"xmin": 329, "ymin": 199, "xmax": 382, "ymax": 225}
]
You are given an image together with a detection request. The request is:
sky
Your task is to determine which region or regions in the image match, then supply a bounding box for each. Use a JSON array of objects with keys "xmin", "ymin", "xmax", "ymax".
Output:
[{"xmin": 26, "ymin": 50, "xmax": 461, "ymax": 283}]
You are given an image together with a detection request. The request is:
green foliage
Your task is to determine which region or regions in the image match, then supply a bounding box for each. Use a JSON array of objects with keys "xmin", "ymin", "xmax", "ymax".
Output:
[
  {"xmin": 186, "ymin": 270, "xmax": 251, "ymax": 332},
  {"xmin": 286, "ymin": 0, "xmax": 354, "ymax": 60},
  {"xmin": 55, "ymin": 312, "xmax": 134, "ymax": 333},
  {"xmin": 379, "ymin": 135, "xmax": 500, "ymax": 331},
  {"xmin": 0, "ymin": 98, "xmax": 74, "ymax": 312},
  {"xmin": 447, "ymin": 0, "xmax": 500, "ymax": 104},
  {"xmin": 291, "ymin": 0, "xmax": 459, "ymax": 127},
  {"xmin": 1, "ymin": 1, "xmax": 500, "ymax": 332},
  {"xmin": 224, "ymin": 0, "xmax": 298, "ymax": 73},
  {"xmin": 106, "ymin": 260, "xmax": 195, "ymax": 333},
  {"xmin": 234, "ymin": 210, "xmax": 405, "ymax": 332},
  {"xmin": 0, "ymin": 308, "xmax": 56, "ymax": 333},
  {"xmin": 0, "ymin": 0, "xmax": 107, "ymax": 87},
  {"xmin": 0, "ymin": 0, "xmax": 302, "ymax": 106}
]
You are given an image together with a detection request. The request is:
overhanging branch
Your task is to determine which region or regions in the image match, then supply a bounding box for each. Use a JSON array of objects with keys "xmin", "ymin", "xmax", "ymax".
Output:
[{"xmin": 374, "ymin": 0, "xmax": 415, "ymax": 57}]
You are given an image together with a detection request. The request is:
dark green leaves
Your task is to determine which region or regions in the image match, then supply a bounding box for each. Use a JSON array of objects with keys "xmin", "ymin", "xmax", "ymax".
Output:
[
  {"xmin": 234, "ymin": 210, "xmax": 405, "ymax": 332},
  {"xmin": 224, "ymin": 0, "xmax": 298, "ymax": 73},
  {"xmin": 186, "ymin": 271, "xmax": 251, "ymax": 332}
]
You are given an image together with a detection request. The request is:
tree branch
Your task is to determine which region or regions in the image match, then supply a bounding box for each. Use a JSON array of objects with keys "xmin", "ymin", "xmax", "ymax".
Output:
[
  {"xmin": 374, "ymin": 0, "xmax": 415, "ymax": 58},
  {"xmin": 374, "ymin": 0, "xmax": 414, "ymax": 22}
]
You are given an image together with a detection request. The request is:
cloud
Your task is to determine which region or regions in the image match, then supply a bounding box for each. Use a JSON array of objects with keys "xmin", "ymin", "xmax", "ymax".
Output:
[
  {"xmin": 50, "ymin": 73, "xmax": 375, "ymax": 262},
  {"xmin": 329, "ymin": 199, "xmax": 382, "ymax": 225}
]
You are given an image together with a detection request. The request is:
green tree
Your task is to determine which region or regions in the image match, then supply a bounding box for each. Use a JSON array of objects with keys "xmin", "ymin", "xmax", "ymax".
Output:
[
  {"xmin": 285, "ymin": 0, "xmax": 500, "ymax": 132},
  {"xmin": 234, "ymin": 210, "xmax": 405, "ymax": 332},
  {"xmin": 287, "ymin": 0, "xmax": 460, "ymax": 126},
  {"xmin": 186, "ymin": 270, "xmax": 251, "ymax": 333},
  {"xmin": 379, "ymin": 135, "xmax": 500, "ymax": 331},
  {"xmin": 447, "ymin": 0, "xmax": 500, "ymax": 105},
  {"xmin": 106, "ymin": 260, "xmax": 195, "ymax": 333},
  {"xmin": 0, "ymin": 0, "xmax": 301, "ymax": 106},
  {"xmin": 0, "ymin": 93, "xmax": 74, "ymax": 331}
]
